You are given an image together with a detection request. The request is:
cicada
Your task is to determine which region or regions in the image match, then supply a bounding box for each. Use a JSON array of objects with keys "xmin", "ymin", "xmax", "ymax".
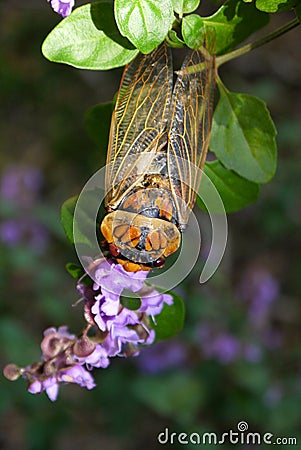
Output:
[{"xmin": 101, "ymin": 35, "xmax": 216, "ymax": 272}]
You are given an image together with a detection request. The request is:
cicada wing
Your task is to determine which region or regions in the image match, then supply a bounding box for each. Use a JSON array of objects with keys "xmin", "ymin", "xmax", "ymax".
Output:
[
  {"xmin": 105, "ymin": 43, "xmax": 173, "ymax": 208},
  {"xmin": 168, "ymin": 33, "xmax": 216, "ymax": 228}
]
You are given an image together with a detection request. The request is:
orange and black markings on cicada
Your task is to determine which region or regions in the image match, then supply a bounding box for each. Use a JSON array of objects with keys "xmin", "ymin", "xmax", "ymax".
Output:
[{"xmin": 100, "ymin": 34, "xmax": 216, "ymax": 272}]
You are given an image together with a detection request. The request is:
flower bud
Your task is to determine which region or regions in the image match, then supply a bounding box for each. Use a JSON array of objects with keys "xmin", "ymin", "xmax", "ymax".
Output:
[
  {"xmin": 3, "ymin": 363, "xmax": 22, "ymax": 381},
  {"xmin": 44, "ymin": 360, "xmax": 57, "ymax": 377},
  {"xmin": 123, "ymin": 344, "xmax": 140, "ymax": 358},
  {"xmin": 41, "ymin": 334, "xmax": 62, "ymax": 358},
  {"xmin": 73, "ymin": 337, "xmax": 96, "ymax": 358}
]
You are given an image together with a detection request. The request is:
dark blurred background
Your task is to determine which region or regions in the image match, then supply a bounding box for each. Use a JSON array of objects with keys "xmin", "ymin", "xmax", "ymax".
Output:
[{"xmin": 1, "ymin": 1, "xmax": 301, "ymax": 449}]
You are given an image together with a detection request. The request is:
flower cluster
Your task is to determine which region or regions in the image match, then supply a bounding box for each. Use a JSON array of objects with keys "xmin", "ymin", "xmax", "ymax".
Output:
[
  {"xmin": 79, "ymin": 259, "xmax": 172, "ymax": 358},
  {"xmin": 4, "ymin": 327, "xmax": 97, "ymax": 402},
  {"xmin": 237, "ymin": 268, "xmax": 282, "ymax": 350},
  {"xmin": 195, "ymin": 323, "xmax": 262, "ymax": 365},
  {"xmin": 136, "ymin": 339, "xmax": 187, "ymax": 374},
  {"xmin": 0, "ymin": 165, "xmax": 49, "ymax": 251},
  {"xmin": 4, "ymin": 260, "xmax": 173, "ymax": 401},
  {"xmin": 238, "ymin": 269, "xmax": 279, "ymax": 326}
]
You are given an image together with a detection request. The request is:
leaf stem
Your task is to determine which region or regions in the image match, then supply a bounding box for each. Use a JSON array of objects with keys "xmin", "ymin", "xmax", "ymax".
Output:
[{"xmin": 216, "ymin": 18, "xmax": 300, "ymax": 67}]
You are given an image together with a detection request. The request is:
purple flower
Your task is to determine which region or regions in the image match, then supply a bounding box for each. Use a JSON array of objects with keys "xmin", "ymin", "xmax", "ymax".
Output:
[
  {"xmin": 206, "ymin": 334, "xmax": 240, "ymax": 364},
  {"xmin": 0, "ymin": 165, "xmax": 49, "ymax": 252},
  {"xmin": 5, "ymin": 256, "xmax": 176, "ymax": 399},
  {"xmin": 27, "ymin": 221, "xmax": 49, "ymax": 252},
  {"xmin": 90, "ymin": 295, "xmax": 117, "ymax": 331},
  {"xmin": 102, "ymin": 308, "xmax": 143, "ymax": 356},
  {"xmin": 0, "ymin": 165, "xmax": 43, "ymax": 207},
  {"xmin": 28, "ymin": 376, "xmax": 59, "ymax": 402},
  {"xmin": 11, "ymin": 262, "xmax": 175, "ymax": 400},
  {"xmin": 28, "ymin": 365, "xmax": 95, "ymax": 401},
  {"xmin": 243, "ymin": 344, "xmax": 262, "ymax": 363},
  {"xmin": 237, "ymin": 269, "xmax": 279, "ymax": 324},
  {"xmin": 60, "ymin": 365, "xmax": 95, "ymax": 389},
  {"xmin": 15, "ymin": 326, "xmax": 98, "ymax": 401},
  {"xmin": 93, "ymin": 259, "xmax": 148, "ymax": 301},
  {"xmin": 197, "ymin": 325, "xmax": 241, "ymax": 364},
  {"xmin": 90, "ymin": 290, "xmax": 140, "ymax": 332},
  {"xmin": 48, "ymin": 0, "xmax": 75, "ymax": 18},
  {"xmin": 75, "ymin": 344, "xmax": 110, "ymax": 369},
  {"xmin": 0, "ymin": 219, "xmax": 49, "ymax": 251},
  {"xmin": 103, "ymin": 326, "xmax": 143, "ymax": 357},
  {"xmin": 140, "ymin": 292, "xmax": 173, "ymax": 318},
  {"xmin": 44, "ymin": 325, "xmax": 75, "ymax": 340},
  {"xmin": 78, "ymin": 260, "xmax": 169, "ymax": 357},
  {"xmin": 0, "ymin": 220, "xmax": 22, "ymax": 245},
  {"xmin": 136, "ymin": 340, "xmax": 187, "ymax": 374}
]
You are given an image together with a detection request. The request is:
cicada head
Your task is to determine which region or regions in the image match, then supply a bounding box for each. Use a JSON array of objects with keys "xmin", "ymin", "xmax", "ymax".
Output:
[{"xmin": 101, "ymin": 210, "xmax": 181, "ymax": 271}]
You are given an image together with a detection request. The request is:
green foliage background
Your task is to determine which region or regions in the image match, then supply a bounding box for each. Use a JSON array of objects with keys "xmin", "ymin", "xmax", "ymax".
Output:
[{"xmin": 1, "ymin": 0, "xmax": 301, "ymax": 449}]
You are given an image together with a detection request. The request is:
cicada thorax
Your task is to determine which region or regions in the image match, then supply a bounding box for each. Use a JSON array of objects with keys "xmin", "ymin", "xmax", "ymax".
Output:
[{"xmin": 101, "ymin": 175, "xmax": 181, "ymax": 272}]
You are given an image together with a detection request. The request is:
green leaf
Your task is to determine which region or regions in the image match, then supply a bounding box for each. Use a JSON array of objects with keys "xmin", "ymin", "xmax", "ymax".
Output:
[
  {"xmin": 210, "ymin": 82, "xmax": 277, "ymax": 183},
  {"xmin": 255, "ymin": 0, "xmax": 297, "ymax": 12},
  {"xmin": 114, "ymin": 0, "xmax": 174, "ymax": 53},
  {"xmin": 166, "ymin": 29, "xmax": 185, "ymax": 48},
  {"xmin": 84, "ymin": 102, "xmax": 113, "ymax": 153},
  {"xmin": 133, "ymin": 372, "xmax": 204, "ymax": 422},
  {"xmin": 203, "ymin": 0, "xmax": 269, "ymax": 54},
  {"xmin": 296, "ymin": 3, "xmax": 301, "ymax": 20},
  {"xmin": 73, "ymin": 188, "xmax": 106, "ymax": 248},
  {"xmin": 61, "ymin": 194, "xmax": 98, "ymax": 247},
  {"xmin": 182, "ymin": 14, "xmax": 205, "ymax": 49},
  {"xmin": 150, "ymin": 291, "xmax": 185, "ymax": 340},
  {"xmin": 234, "ymin": 361, "xmax": 270, "ymax": 393},
  {"xmin": 120, "ymin": 290, "xmax": 142, "ymax": 310},
  {"xmin": 61, "ymin": 196, "xmax": 77, "ymax": 244},
  {"xmin": 198, "ymin": 160, "xmax": 260, "ymax": 213},
  {"xmin": 42, "ymin": 2, "xmax": 139, "ymax": 70},
  {"xmin": 66, "ymin": 263, "xmax": 93, "ymax": 285},
  {"xmin": 172, "ymin": 0, "xmax": 201, "ymax": 15},
  {"xmin": 295, "ymin": 4, "xmax": 301, "ymax": 22},
  {"xmin": 65, "ymin": 262, "xmax": 85, "ymax": 280}
]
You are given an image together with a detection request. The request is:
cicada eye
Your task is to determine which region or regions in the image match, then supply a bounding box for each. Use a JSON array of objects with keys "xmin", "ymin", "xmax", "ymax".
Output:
[
  {"xmin": 109, "ymin": 243, "xmax": 120, "ymax": 257},
  {"xmin": 153, "ymin": 257, "xmax": 165, "ymax": 268}
]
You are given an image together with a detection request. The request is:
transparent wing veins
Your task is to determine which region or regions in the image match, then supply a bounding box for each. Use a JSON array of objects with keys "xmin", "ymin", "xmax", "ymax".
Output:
[
  {"xmin": 105, "ymin": 44, "xmax": 173, "ymax": 207},
  {"xmin": 168, "ymin": 33, "xmax": 216, "ymax": 227}
]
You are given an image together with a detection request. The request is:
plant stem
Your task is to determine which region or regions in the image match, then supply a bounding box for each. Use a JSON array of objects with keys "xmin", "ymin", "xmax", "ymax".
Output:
[{"xmin": 216, "ymin": 18, "xmax": 300, "ymax": 67}]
